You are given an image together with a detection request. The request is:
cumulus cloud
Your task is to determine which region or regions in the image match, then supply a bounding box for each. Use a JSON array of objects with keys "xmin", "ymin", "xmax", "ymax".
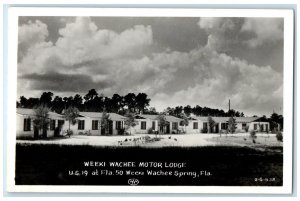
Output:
[
  {"xmin": 198, "ymin": 17, "xmax": 243, "ymax": 52},
  {"xmin": 241, "ymin": 18, "xmax": 283, "ymax": 47},
  {"xmin": 18, "ymin": 17, "xmax": 283, "ymax": 116},
  {"xmin": 198, "ymin": 17, "xmax": 235, "ymax": 31},
  {"xmin": 198, "ymin": 17, "xmax": 283, "ymax": 51},
  {"xmin": 20, "ymin": 72, "xmax": 112, "ymax": 92},
  {"xmin": 55, "ymin": 17, "xmax": 153, "ymax": 66},
  {"xmin": 18, "ymin": 20, "xmax": 51, "ymax": 61},
  {"xmin": 17, "ymin": 17, "xmax": 155, "ymax": 98},
  {"xmin": 150, "ymin": 47, "xmax": 282, "ymax": 115},
  {"xmin": 18, "ymin": 17, "xmax": 153, "ymax": 78}
]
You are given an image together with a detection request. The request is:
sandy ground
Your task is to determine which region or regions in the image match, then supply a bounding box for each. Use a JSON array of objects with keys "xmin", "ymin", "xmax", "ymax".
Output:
[
  {"xmin": 207, "ymin": 133, "xmax": 282, "ymax": 147},
  {"xmin": 16, "ymin": 133, "xmax": 282, "ymax": 147}
]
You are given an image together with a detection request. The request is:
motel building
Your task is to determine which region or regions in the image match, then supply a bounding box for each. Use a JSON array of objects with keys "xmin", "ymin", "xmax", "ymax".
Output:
[
  {"xmin": 134, "ymin": 114, "xmax": 183, "ymax": 134},
  {"xmin": 185, "ymin": 116, "xmax": 270, "ymax": 134},
  {"xmin": 16, "ymin": 109, "xmax": 126, "ymax": 138},
  {"xmin": 16, "ymin": 108, "xmax": 270, "ymax": 138},
  {"xmin": 16, "ymin": 108, "xmax": 65, "ymax": 139},
  {"xmin": 65, "ymin": 112, "xmax": 126, "ymax": 136}
]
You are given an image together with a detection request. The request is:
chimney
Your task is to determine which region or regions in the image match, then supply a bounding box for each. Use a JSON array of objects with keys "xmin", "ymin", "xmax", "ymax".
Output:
[{"xmin": 229, "ymin": 99, "xmax": 231, "ymax": 111}]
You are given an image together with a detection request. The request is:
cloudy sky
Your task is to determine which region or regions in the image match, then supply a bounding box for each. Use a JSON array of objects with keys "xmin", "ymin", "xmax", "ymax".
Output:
[{"xmin": 17, "ymin": 16, "xmax": 283, "ymax": 116}]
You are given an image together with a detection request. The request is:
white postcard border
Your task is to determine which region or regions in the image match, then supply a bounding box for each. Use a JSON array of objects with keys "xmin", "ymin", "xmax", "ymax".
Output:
[{"xmin": 5, "ymin": 7, "xmax": 294, "ymax": 194}]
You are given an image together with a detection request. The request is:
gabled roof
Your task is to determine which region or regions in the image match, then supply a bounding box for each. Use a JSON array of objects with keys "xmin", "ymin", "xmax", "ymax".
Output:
[
  {"xmin": 235, "ymin": 117, "xmax": 261, "ymax": 123},
  {"xmin": 17, "ymin": 108, "xmax": 64, "ymax": 119},
  {"xmin": 193, "ymin": 116, "xmax": 263, "ymax": 123},
  {"xmin": 80, "ymin": 112, "xmax": 126, "ymax": 121},
  {"xmin": 137, "ymin": 114, "xmax": 182, "ymax": 122},
  {"xmin": 192, "ymin": 116, "xmax": 226, "ymax": 122}
]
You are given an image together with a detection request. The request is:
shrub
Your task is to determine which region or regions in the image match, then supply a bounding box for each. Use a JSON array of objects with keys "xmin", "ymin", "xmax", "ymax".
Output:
[
  {"xmin": 259, "ymin": 124, "xmax": 264, "ymax": 132},
  {"xmin": 201, "ymin": 128, "xmax": 208, "ymax": 133},
  {"xmin": 207, "ymin": 116, "xmax": 216, "ymax": 133},
  {"xmin": 85, "ymin": 130, "xmax": 91, "ymax": 135},
  {"xmin": 276, "ymin": 131, "xmax": 283, "ymax": 142},
  {"xmin": 227, "ymin": 117, "xmax": 237, "ymax": 134},
  {"xmin": 118, "ymin": 128, "xmax": 125, "ymax": 135},
  {"xmin": 147, "ymin": 128, "xmax": 153, "ymax": 134},
  {"xmin": 66, "ymin": 129, "xmax": 73, "ymax": 138},
  {"xmin": 54, "ymin": 127, "xmax": 61, "ymax": 137},
  {"xmin": 154, "ymin": 137, "xmax": 160, "ymax": 141},
  {"xmin": 145, "ymin": 135, "xmax": 151, "ymax": 142},
  {"xmin": 249, "ymin": 130, "xmax": 256, "ymax": 144},
  {"xmin": 250, "ymin": 130, "xmax": 256, "ymax": 139},
  {"xmin": 245, "ymin": 125, "xmax": 249, "ymax": 132}
]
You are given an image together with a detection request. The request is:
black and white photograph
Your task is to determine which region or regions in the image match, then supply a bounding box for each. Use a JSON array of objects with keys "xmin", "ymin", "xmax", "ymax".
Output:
[{"xmin": 5, "ymin": 7, "xmax": 294, "ymax": 194}]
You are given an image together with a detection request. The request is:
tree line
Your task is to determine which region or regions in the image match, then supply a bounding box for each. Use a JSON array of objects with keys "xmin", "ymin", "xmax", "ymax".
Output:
[
  {"xmin": 17, "ymin": 89, "xmax": 245, "ymax": 117},
  {"xmin": 164, "ymin": 105, "xmax": 244, "ymax": 118},
  {"xmin": 20, "ymin": 89, "xmax": 283, "ymax": 139},
  {"xmin": 17, "ymin": 89, "xmax": 151, "ymax": 115},
  {"xmin": 16, "ymin": 89, "xmax": 283, "ymax": 131}
]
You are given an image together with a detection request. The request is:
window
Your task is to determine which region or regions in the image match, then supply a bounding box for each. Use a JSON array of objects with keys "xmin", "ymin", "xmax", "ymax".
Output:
[
  {"xmin": 50, "ymin": 120, "xmax": 56, "ymax": 130},
  {"xmin": 221, "ymin": 123, "xmax": 228, "ymax": 130},
  {"xmin": 193, "ymin": 122, "xmax": 198, "ymax": 129},
  {"xmin": 203, "ymin": 122, "xmax": 208, "ymax": 130},
  {"xmin": 141, "ymin": 121, "xmax": 146, "ymax": 130},
  {"xmin": 242, "ymin": 123, "xmax": 247, "ymax": 130},
  {"xmin": 92, "ymin": 120, "xmax": 98, "ymax": 130},
  {"xmin": 172, "ymin": 122, "xmax": 178, "ymax": 130},
  {"xmin": 24, "ymin": 118, "xmax": 31, "ymax": 131},
  {"xmin": 260, "ymin": 124, "xmax": 264, "ymax": 131},
  {"xmin": 254, "ymin": 124, "xmax": 257, "ymax": 130},
  {"xmin": 58, "ymin": 120, "xmax": 65, "ymax": 128},
  {"xmin": 152, "ymin": 121, "xmax": 156, "ymax": 130},
  {"xmin": 78, "ymin": 120, "xmax": 85, "ymax": 130},
  {"xmin": 116, "ymin": 121, "xmax": 122, "ymax": 129}
]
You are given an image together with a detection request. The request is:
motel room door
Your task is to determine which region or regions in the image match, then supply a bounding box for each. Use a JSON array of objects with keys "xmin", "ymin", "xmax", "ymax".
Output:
[
  {"xmin": 166, "ymin": 124, "xmax": 170, "ymax": 134},
  {"xmin": 108, "ymin": 120, "xmax": 113, "ymax": 135},
  {"xmin": 215, "ymin": 123, "xmax": 219, "ymax": 133},
  {"xmin": 101, "ymin": 121, "xmax": 113, "ymax": 135}
]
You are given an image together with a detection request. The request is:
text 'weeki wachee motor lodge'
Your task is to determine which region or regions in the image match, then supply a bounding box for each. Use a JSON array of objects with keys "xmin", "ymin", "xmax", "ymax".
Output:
[{"xmin": 16, "ymin": 108, "xmax": 270, "ymax": 138}]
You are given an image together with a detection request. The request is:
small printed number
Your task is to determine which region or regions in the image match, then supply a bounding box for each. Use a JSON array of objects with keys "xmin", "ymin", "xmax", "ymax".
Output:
[{"xmin": 255, "ymin": 177, "xmax": 276, "ymax": 182}]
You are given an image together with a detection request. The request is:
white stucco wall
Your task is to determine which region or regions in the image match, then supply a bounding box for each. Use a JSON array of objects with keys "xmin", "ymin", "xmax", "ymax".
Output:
[
  {"xmin": 249, "ymin": 122, "xmax": 270, "ymax": 132},
  {"xmin": 16, "ymin": 114, "xmax": 56, "ymax": 138},
  {"xmin": 63, "ymin": 117, "xmax": 124, "ymax": 135},
  {"xmin": 134, "ymin": 119, "xmax": 157, "ymax": 134},
  {"xmin": 16, "ymin": 114, "xmax": 33, "ymax": 138},
  {"xmin": 184, "ymin": 120, "xmax": 202, "ymax": 134}
]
